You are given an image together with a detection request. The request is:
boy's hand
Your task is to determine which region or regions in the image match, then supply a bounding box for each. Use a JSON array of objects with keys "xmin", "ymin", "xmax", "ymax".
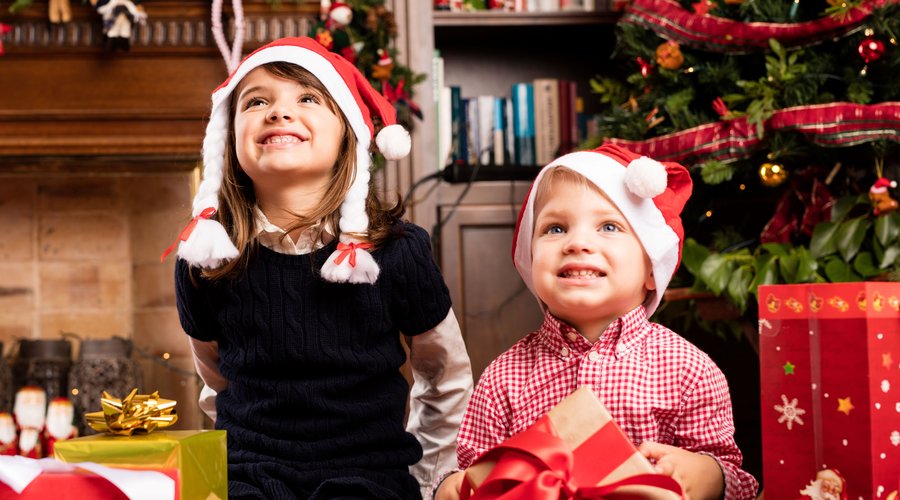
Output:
[
  {"xmin": 638, "ymin": 441, "xmax": 724, "ymax": 500},
  {"xmin": 434, "ymin": 471, "xmax": 465, "ymax": 500}
]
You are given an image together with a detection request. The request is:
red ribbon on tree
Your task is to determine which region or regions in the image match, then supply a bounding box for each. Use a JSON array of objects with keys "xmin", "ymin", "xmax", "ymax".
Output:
[
  {"xmin": 460, "ymin": 415, "xmax": 683, "ymax": 500},
  {"xmin": 159, "ymin": 207, "xmax": 217, "ymax": 262},
  {"xmin": 333, "ymin": 241, "xmax": 374, "ymax": 267},
  {"xmin": 382, "ymin": 80, "xmax": 423, "ymax": 120}
]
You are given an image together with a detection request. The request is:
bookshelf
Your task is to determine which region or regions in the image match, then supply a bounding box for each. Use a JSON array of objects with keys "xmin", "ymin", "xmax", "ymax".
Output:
[{"xmin": 392, "ymin": 2, "xmax": 619, "ymax": 379}]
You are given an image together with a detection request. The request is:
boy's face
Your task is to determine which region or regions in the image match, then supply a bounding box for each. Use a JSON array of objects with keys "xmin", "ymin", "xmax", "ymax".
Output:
[
  {"xmin": 531, "ymin": 180, "xmax": 655, "ymax": 335},
  {"xmin": 233, "ymin": 67, "xmax": 343, "ymax": 193}
]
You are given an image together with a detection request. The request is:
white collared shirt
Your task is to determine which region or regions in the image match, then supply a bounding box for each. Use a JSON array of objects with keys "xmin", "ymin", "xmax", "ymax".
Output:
[{"xmin": 189, "ymin": 207, "xmax": 473, "ymax": 497}]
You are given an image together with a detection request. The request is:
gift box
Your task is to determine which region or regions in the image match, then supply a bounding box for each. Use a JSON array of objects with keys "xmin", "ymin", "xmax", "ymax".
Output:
[
  {"xmin": 52, "ymin": 430, "xmax": 227, "ymax": 500},
  {"xmin": 462, "ymin": 386, "xmax": 682, "ymax": 499},
  {"xmin": 0, "ymin": 456, "xmax": 178, "ymax": 500},
  {"xmin": 759, "ymin": 282, "xmax": 900, "ymax": 499}
]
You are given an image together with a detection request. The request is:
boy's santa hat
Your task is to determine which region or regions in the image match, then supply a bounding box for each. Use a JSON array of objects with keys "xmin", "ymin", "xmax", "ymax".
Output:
[
  {"xmin": 512, "ymin": 144, "xmax": 692, "ymax": 317},
  {"xmin": 870, "ymin": 177, "xmax": 897, "ymax": 194},
  {"xmin": 171, "ymin": 36, "xmax": 410, "ymax": 284}
]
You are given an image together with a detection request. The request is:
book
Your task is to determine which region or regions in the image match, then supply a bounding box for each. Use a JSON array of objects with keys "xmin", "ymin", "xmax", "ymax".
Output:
[
  {"xmin": 533, "ymin": 78, "xmax": 561, "ymax": 165},
  {"xmin": 493, "ymin": 97, "xmax": 506, "ymax": 166},
  {"xmin": 477, "ymin": 95, "xmax": 496, "ymax": 166},
  {"xmin": 465, "ymin": 97, "xmax": 480, "ymax": 166},
  {"xmin": 511, "ymin": 82, "xmax": 535, "ymax": 166},
  {"xmin": 449, "ymin": 86, "xmax": 467, "ymax": 165}
]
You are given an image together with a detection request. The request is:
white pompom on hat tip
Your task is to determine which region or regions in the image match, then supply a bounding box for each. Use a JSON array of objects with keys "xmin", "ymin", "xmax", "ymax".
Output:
[
  {"xmin": 624, "ymin": 156, "xmax": 668, "ymax": 199},
  {"xmin": 375, "ymin": 124, "xmax": 411, "ymax": 160}
]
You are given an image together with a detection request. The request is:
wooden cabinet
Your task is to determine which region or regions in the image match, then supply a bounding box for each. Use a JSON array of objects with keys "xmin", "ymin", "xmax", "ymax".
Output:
[{"xmin": 393, "ymin": 3, "xmax": 619, "ymax": 379}]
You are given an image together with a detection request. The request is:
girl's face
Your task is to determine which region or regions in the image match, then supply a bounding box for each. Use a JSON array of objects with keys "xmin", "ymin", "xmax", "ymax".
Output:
[
  {"xmin": 530, "ymin": 179, "xmax": 655, "ymax": 339},
  {"xmin": 233, "ymin": 66, "xmax": 344, "ymax": 191}
]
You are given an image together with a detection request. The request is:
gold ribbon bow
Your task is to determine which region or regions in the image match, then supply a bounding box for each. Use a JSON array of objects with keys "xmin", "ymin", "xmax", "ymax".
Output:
[{"xmin": 85, "ymin": 388, "xmax": 178, "ymax": 436}]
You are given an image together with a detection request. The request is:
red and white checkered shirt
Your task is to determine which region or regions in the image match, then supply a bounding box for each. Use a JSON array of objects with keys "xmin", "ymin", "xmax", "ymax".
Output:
[{"xmin": 457, "ymin": 306, "xmax": 759, "ymax": 500}]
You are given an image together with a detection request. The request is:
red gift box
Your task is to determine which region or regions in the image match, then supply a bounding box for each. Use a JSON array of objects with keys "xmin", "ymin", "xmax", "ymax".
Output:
[
  {"xmin": 759, "ymin": 283, "xmax": 900, "ymax": 499},
  {"xmin": 461, "ymin": 387, "xmax": 682, "ymax": 499}
]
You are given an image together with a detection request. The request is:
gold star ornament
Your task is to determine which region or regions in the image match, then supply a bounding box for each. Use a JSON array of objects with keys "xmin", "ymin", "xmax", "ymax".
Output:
[{"xmin": 837, "ymin": 397, "xmax": 854, "ymax": 415}]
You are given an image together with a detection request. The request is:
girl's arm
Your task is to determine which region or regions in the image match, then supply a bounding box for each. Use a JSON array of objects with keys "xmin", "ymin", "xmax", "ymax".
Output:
[
  {"xmin": 407, "ymin": 309, "xmax": 473, "ymax": 498},
  {"xmin": 189, "ymin": 338, "xmax": 228, "ymax": 422}
]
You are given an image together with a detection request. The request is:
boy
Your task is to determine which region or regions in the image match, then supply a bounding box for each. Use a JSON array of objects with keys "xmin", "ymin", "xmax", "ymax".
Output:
[{"xmin": 436, "ymin": 145, "xmax": 758, "ymax": 499}]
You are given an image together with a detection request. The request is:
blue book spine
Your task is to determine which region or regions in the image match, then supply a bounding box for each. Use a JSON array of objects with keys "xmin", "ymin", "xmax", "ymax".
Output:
[
  {"xmin": 450, "ymin": 86, "xmax": 467, "ymax": 165},
  {"xmin": 511, "ymin": 83, "xmax": 535, "ymax": 166}
]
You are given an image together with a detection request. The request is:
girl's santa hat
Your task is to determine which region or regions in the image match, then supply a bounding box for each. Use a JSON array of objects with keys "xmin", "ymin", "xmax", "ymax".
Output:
[
  {"xmin": 173, "ymin": 36, "xmax": 410, "ymax": 284},
  {"xmin": 512, "ymin": 144, "xmax": 692, "ymax": 317}
]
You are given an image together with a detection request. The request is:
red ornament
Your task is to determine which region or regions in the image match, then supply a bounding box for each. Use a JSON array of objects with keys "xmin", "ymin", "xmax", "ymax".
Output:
[
  {"xmin": 0, "ymin": 23, "xmax": 11, "ymax": 56},
  {"xmin": 636, "ymin": 56, "xmax": 653, "ymax": 77},
  {"xmin": 858, "ymin": 36, "xmax": 885, "ymax": 64}
]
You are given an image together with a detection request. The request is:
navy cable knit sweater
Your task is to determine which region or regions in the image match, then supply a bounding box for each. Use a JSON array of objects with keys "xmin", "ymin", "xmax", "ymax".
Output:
[{"xmin": 175, "ymin": 222, "xmax": 452, "ymax": 499}]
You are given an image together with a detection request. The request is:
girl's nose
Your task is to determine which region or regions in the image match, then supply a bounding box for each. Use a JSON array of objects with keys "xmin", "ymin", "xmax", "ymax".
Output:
[{"xmin": 267, "ymin": 107, "xmax": 293, "ymax": 122}]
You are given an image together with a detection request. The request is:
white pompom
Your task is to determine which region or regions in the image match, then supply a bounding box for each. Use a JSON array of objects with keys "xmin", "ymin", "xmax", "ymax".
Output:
[
  {"xmin": 320, "ymin": 246, "xmax": 380, "ymax": 284},
  {"xmin": 177, "ymin": 218, "xmax": 239, "ymax": 269},
  {"xmin": 375, "ymin": 124, "xmax": 411, "ymax": 160},
  {"xmin": 624, "ymin": 157, "xmax": 668, "ymax": 199}
]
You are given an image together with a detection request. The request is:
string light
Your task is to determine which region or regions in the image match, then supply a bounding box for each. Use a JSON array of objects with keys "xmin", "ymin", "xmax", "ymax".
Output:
[
  {"xmin": 705, "ymin": 210, "xmax": 713, "ymax": 218},
  {"xmin": 739, "ymin": 184, "xmax": 746, "ymax": 191},
  {"xmin": 162, "ymin": 352, "xmax": 171, "ymax": 361},
  {"xmin": 71, "ymin": 388, "xmax": 79, "ymax": 396}
]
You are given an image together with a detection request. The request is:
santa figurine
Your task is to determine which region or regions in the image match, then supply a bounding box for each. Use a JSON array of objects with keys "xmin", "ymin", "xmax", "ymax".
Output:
[
  {"xmin": 799, "ymin": 468, "xmax": 847, "ymax": 500},
  {"xmin": 0, "ymin": 412, "xmax": 16, "ymax": 455},
  {"xmin": 13, "ymin": 386, "xmax": 47, "ymax": 458},
  {"xmin": 42, "ymin": 397, "xmax": 77, "ymax": 456},
  {"xmin": 90, "ymin": 0, "xmax": 148, "ymax": 51},
  {"xmin": 869, "ymin": 177, "xmax": 899, "ymax": 216}
]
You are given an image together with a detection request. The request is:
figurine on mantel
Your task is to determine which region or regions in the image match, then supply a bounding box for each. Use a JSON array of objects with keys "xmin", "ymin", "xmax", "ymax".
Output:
[
  {"xmin": 42, "ymin": 397, "xmax": 77, "ymax": 456},
  {"xmin": 0, "ymin": 412, "xmax": 16, "ymax": 456},
  {"xmin": 12, "ymin": 386, "xmax": 46, "ymax": 459},
  {"xmin": 49, "ymin": 0, "xmax": 72, "ymax": 24},
  {"xmin": 90, "ymin": 0, "xmax": 147, "ymax": 51}
]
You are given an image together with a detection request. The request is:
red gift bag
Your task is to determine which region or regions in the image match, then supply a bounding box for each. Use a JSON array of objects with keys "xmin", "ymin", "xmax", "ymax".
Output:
[{"xmin": 759, "ymin": 283, "xmax": 900, "ymax": 499}]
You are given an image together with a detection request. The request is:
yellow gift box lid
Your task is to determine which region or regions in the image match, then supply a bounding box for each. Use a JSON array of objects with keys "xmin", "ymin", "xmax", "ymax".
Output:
[{"xmin": 54, "ymin": 430, "xmax": 227, "ymax": 500}]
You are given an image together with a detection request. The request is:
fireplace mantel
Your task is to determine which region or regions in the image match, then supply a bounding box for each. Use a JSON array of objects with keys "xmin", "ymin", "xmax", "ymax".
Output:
[{"xmin": 0, "ymin": 1, "xmax": 319, "ymax": 172}]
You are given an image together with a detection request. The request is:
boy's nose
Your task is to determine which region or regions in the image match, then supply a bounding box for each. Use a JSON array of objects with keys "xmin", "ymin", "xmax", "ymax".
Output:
[{"xmin": 563, "ymin": 232, "xmax": 596, "ymax": 254}]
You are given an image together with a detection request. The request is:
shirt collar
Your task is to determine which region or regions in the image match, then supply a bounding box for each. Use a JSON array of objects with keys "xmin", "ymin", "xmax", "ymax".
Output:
[
  {"xmin": 254, "ymin": 206, "xmax": 334, "ymax": 256},
  {"xmin": 537, "ymin": 305, "xmax": 650, "ymax": 358}
]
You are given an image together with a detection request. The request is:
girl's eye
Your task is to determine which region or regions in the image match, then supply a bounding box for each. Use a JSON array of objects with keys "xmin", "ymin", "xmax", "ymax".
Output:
[
  {"xmin": 600, "ymin": 223, "xmax": 620, "ymax": 233},
  {"xmin": 299, "ymin": 94, "xmax": 320, "ymax": 104},
  {"xmin": 244, "ymin": 97, "xmax": 267, "ymax": 109}
]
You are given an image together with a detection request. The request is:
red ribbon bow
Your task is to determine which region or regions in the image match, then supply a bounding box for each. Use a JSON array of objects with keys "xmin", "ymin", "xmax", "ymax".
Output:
[
  {"xmin": 461, "ymin": 415, "xmax": 683, "ymax": 500},
  {"xmin": 382, "ymin": 80, "xmax": 423, "ymax": 120},
  {"xmin": 333, "ymin": 241, "xmax": 374, "ymax": 268},
  {"xmin": 159, "ymin": 207, "xmax": 217, "ymax": 262}
]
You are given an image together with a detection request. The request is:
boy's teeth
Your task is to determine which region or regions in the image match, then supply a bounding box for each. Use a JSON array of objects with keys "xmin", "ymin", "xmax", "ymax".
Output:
[
  {"xmin": 563, "ymin": 270, "xmax": 600, "ymax": 278},
  {"xmin": 264, "ymin": 135, "xmax": 299, "ymax": 144}
]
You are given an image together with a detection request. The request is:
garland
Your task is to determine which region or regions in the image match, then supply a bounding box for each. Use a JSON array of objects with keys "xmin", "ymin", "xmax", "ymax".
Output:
[
  {"xmin": 622, "ymin": 0, "xmax": 877, "ymax": 52},
  {"xmin": 604, "ymin": 102, "xmax": 900, "ymax": 163}
]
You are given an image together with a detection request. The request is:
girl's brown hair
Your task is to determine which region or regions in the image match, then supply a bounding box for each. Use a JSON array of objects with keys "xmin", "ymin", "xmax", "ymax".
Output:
[{"xmin": 202, "ymin": 61, "xmax": 403, "ymax": 281}]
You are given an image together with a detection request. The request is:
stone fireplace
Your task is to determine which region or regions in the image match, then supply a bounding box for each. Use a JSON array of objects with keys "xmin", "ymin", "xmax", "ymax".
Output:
[{"xmin": 0, "ymin": 0, "xmax": 324, "ymax": 431}]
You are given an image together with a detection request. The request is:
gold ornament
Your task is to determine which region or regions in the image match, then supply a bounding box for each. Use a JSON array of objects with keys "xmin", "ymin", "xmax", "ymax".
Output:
[
  {"xmin": 759, "ymin": 162, "xmax": 788, "ymax": 187},
  {"xmin": 655, "ymin": 41, "xmax": 684, "ymax": 70}
]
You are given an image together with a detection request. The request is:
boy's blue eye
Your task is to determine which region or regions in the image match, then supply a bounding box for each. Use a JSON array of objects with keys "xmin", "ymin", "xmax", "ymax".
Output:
[{"xmin": 546, "ymin": 225, "xmax": 565, "ymax": 234}]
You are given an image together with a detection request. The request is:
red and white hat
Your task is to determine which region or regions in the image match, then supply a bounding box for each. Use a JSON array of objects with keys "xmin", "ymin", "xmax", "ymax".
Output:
[
  {"xmin": 512, "ymin": 144, "xmax": 692, "ymax": 316},
  {"xmin": 176, "ymin": 36, "xmax": 410, "ymax": 283},
  {"xmin": 870, "ymin": 177, "xmax": 897, "ymax": 194}
]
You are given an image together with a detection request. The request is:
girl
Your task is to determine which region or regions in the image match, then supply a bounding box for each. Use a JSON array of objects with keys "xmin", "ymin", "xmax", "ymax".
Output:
[{"xmin": 167, "ymin": 37, "xmax": 472, "ymax": 499}]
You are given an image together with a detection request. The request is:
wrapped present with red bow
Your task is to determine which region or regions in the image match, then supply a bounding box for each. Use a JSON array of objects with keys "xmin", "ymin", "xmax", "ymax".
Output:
[{"xmin": 461, "ymin": 387, "xmax": 683, "ymax": 499}]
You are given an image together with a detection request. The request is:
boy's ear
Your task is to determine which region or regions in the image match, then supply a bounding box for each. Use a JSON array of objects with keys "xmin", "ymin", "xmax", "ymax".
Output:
[{"xmin": 644, "ymin": 269, "xmax": 657, "ymax": 291}]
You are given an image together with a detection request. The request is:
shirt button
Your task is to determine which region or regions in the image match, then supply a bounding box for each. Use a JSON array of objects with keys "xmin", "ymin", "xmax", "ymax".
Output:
[
  {"xmin": 615, "ymin": 344, "xmax": 626, "ymax": 355},
  {"xmin": 560, "ymin": 347, "xmax": 570, "ymax": 357},
  {"xmin": 567, "ymin": 332, "xmax": 578, "ymax": 341},
  {"xmin": 588, "ymin": 351, "xmax": 600, "ymax": 362}
]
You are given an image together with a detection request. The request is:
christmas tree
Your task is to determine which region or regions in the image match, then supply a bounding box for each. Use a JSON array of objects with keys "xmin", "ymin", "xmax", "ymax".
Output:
[{"xmin": 587, "ymin": 0, "xmax": 900, "ymax": 331}]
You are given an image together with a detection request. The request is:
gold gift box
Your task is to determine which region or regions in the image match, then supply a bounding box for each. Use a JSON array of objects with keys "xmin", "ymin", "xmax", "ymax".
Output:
[{"xmin": 54, "ymin": 430, "xmax": 227, "ymax": 500}]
